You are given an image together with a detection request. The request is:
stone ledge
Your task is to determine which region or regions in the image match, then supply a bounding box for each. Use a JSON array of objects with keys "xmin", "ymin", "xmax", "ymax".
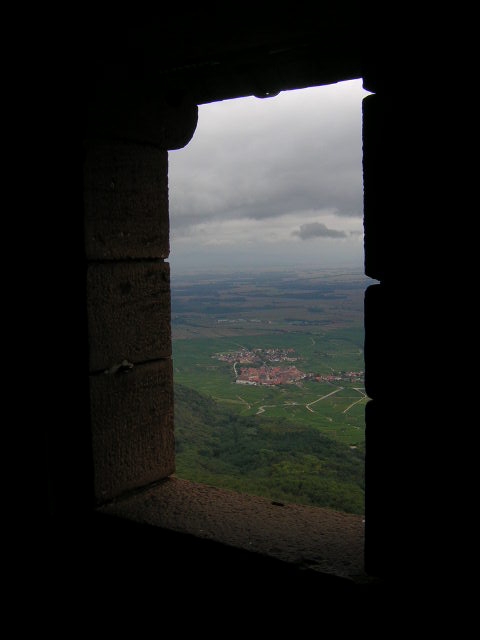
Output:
[{"xmin": 97, "ymin": 476, "xmax": 368, "ymax": 583}]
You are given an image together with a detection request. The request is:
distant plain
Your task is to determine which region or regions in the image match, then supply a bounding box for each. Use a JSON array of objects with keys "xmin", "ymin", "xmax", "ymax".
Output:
[{"xmin": 171, "ymin": 267, "xmax": 371, "ymax": 513}]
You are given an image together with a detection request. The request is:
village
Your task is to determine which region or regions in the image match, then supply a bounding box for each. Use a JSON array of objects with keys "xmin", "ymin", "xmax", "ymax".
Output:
[
  {"xmin": 212, "ymin": 347, "xmax": 364, "ymax": 387},
  {"xmin": 214, "ymin": 346, "xmax": 299, "ymax": 365}
]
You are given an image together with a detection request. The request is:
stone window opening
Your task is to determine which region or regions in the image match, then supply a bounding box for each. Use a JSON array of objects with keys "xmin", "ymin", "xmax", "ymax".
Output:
[
  {"xmin": 167, "ymin": 81, "xmax": 369, "ymax": 519},
  {"xmin": 43, "ymin": 13, "xmax": 450, "ymax": 598},
  {"xmin": 84, "ymin": 81, "xmax": 375, "ymax": 587}
]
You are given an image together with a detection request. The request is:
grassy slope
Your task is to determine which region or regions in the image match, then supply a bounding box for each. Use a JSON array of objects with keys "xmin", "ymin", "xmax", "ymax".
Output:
[{"xmin": 174, "ymin": 383, "xmax": 365, "ymax": 515}]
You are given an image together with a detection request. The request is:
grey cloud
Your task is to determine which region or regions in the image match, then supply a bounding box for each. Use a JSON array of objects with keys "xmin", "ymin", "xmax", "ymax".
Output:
[
  {"xmin": 292, "ymin": 222, "xmax": 347, "ymax": 240},
  {"xmin": 168, "ymin": 80, "xmax": 368, "ymax": 254},
  {"xmin": 170, "ymin": 178, "xmax": 361, "ymax": 232}
]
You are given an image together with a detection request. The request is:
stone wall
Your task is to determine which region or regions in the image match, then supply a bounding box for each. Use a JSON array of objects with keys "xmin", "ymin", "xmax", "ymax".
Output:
[
  {"xmin": 82, "ymin": 96, "xmax": 197, "ymax": 504},
  {"xmin": 41, "ymin": 10, "xmax": 456, "ymax": 586},
  {"xmin": 362, "ymin": 65, "xmax": 447, "ymax": 577}
]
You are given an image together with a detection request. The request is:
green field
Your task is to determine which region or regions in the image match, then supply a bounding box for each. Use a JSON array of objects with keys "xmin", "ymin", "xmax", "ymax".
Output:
[
  {"xmin": 174, "ymin": 383, "xmax": 365, "ymax": 514},
  {"xmin": 171, "ymin": 268, "xmax": 368, "ymax": 513},
  {"xmin": 173, "ymin": 328, "xmax": 366, "ymax": 446}
]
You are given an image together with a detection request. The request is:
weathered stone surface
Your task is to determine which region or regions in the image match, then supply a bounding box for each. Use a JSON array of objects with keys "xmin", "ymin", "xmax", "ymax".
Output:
[
  {"xmin": 87, "ymin": 261, "xmax": 171, "ymax": 372},
  {"xmin": 98, "ymin": 477, "xmax": 366, "ymax": 582},
  {"xmin": 84, "ymin": 141, "xmax": 169, "ymax": 260},
  {"xmin": 90, "ymin": 359, "xmax": 174, "ymax": 504}
]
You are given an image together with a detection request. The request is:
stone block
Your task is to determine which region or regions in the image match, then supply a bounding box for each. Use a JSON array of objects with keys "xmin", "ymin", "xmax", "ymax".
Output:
[
  {"xmin": 364, "ymin": 399, "xmax": 429, "ymax": 577},
  {"xmin": 362, "ymin": 93, "xmax": 398, "ymax": 282},
  {"xmin": 90, "ymin": 359, "xmax": 175, "ymax": 504},
  {"xmin": 85, "ymin": 85, "xmax": 198, "ymax": 151},
  {"xmin": 364, "ymin": 281, "xmax": 441, "ymax": 402},
  {"xmin": 363, "ymin": 92, "xmax": 437, "ymax": 282},
  {"xmin": 364, "ymin": 399, "xmax": 397, "ymax": 576},
  {"xmin": 87, "ymin": 261, "xmax": 171, "ymax": 372},
  {"xmin": 84, "ymin": 141, "xmax": 169, "ymax": 260}
]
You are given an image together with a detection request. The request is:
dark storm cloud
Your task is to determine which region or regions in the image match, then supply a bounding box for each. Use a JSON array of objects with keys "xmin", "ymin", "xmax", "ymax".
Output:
[{"xmin": 292, "ymin": 222, "xmax": 347, "ymax": 240}]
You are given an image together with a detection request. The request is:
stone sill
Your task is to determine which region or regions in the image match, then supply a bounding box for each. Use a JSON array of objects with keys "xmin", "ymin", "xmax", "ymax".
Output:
[{"xmin": 97, "ymin": 476, "xmax": 371, "ymax": 585}]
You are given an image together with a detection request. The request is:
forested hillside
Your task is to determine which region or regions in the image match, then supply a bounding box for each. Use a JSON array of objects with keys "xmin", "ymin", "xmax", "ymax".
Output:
[{"xmin": 174, "ymin": 383, "xmax": 365, "ymax": 514}]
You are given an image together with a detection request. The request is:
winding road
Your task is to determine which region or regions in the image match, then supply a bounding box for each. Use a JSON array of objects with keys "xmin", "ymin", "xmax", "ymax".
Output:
[
  {"xmin": 255, "ymin": 387, "xmax": 347, "ymax": 416},
  {"xmin": 305, "ymin": 387, "xmax": 344, "ymax": 413},
  {"xmin": 228, "ymin": 337, "xmax": 366, "ymax": 419},
  {"xmin": 342, "ymin": 387, "xmax": 366, "ymax": 414}
]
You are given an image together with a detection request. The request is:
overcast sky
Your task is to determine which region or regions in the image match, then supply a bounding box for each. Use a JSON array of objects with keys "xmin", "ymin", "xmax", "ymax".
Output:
[{"xmin": 168, "ymin": 79, "xmax": 370, "ymax": 273}]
